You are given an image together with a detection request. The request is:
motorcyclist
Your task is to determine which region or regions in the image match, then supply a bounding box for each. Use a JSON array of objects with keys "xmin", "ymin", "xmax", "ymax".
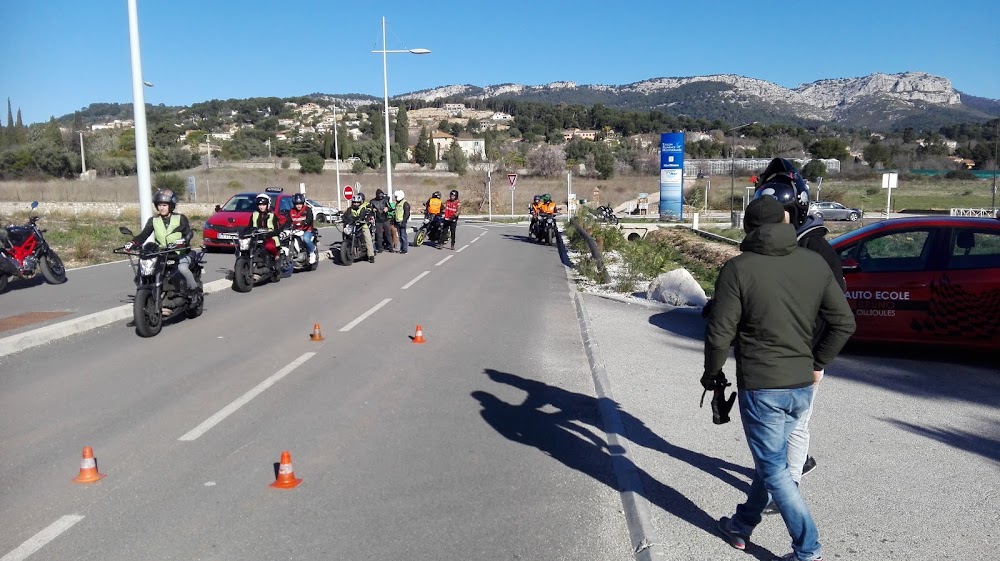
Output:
[
  {"xmin": 286, "ymin": 193, "xmax": 317, "ymax": 264},
  {"xmin": 423, "ymin": 190, "xmax": 444, "ymax": 243},
  {"xmin": 123, "ymin": 188, "xmax": 199, "ymax": 293},
  {"xmin": 248, "ymin": 193, "xmax": 284, "ymax": 262},
  {"xmin": 529, "ymin": 195, "xmax": 543, "ymax": 236},
  {"xmin": 539, "ymin": 193, "xmax": 556, "ymax": 215},
  {"xmin": 370, "ymin": 188, "xmax": 394, "ymax": 253},
  {"xmin": 441, "ymin": 189, "xmax": 461, "ymax": 250},
  {"xmin": 343, "ymin": 192, "xmax": 376, "ymax": 263}
]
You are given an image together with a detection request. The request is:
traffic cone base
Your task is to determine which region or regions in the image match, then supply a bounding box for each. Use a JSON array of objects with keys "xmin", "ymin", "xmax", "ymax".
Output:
[
  {"xmin": 270, "ymin": 450, "xmax": 302, "ymax": 489},
  {"xmin": 310, "ymin": 323, "xmax": 324, "ymax": 341},
  {"xmin": 73, "ymin": 446, "xmax": 106, "ymax": 484},
  {"xmin": 412, "ymin": 324, "xmax": 426, "ymax": 344}
]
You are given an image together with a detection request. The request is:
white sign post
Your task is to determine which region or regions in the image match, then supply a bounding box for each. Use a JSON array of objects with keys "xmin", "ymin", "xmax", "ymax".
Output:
[
  {"xmin": 487, "ymin": 171, "xmax": 492, "ymax": 221},
  {"xmin": 882, "ymin": 172, "xmax": 898, "ymax": 218},
  {"xmin": 508, "ymin": 173, "xmax": 517, "ymax": 216}
]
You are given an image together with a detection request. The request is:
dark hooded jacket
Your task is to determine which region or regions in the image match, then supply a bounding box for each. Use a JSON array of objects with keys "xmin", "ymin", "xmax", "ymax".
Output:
[{"xmin": 705, "ymin": 222, "xmax": 856, "ymax": 390}]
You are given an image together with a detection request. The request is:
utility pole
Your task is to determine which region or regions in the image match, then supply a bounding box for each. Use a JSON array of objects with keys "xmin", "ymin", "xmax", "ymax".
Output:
[{"xmin": 78, "ymin": 131, "xmax": 86, "ymax": 173}]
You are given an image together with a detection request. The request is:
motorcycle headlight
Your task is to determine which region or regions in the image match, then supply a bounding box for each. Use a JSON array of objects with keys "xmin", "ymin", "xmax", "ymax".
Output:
[
  {"xmin": 139, "ymin": 257, "xmax": 157, "ymax": 276},
  {"xmin": 344, "ymin": 224, "xmax": 354, "ymax": 235},
  {"xmin": 238, "ymin": 237, "xmax": 251, "ymax": 251}
]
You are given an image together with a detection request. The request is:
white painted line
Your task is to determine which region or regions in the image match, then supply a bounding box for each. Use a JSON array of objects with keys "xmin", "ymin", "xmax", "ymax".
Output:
[
  {"xmin": 477, "ymin": 232, "xmax": 486, "ymax": 238},
  {"xmin": 178, "ymin": 353, "xmax": 315, "ymax": 441},
  {"xmin": 470, "ymin": 236, "xmax": 480, "ymax": 244},
  {"xmin": 1, "ymin": 515, "xmax": 84, "ymax": 561},
  {"xmin": 456, "ymin": 244, "xmax": 470, "ymax": 253},
  {"xmin": 435, "ymin": 255, "xmax": 453, "ymax": 267},
  {"xmin": 401, "ymin": 271, "xmax": 430, "ymax": 290},
  {"xmin": 339, "ymin": 298, "xmax": 392, "ymax": 332}
]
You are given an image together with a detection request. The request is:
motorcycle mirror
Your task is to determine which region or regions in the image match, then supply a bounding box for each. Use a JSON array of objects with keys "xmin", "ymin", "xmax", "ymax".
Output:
[
  {"xmin": 30, "ymin": 201, "xmax": 39, "ymax": 209},
  {"xmin": 119, "ymin": 226, "xmax": 134, "ymax": 236}
]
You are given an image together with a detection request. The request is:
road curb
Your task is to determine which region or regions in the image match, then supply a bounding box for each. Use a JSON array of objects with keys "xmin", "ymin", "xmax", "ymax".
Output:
[
  {"xmin": 0, "ymin": 278, "xmax": 232, "ymax": 359},
  {"xmin": 564, "ymin": 268, "xmax": 664, "ymax": 560}
]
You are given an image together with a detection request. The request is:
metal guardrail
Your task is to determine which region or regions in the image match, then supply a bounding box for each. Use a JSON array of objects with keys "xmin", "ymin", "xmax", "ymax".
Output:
[
  {"xmin": 568, "ymin": 218, "xmax": 609, "ymax": 283},
  {"xmin": 689, "ymin": 226, "xmax": 740, "ymax": 246},
  {"xmin": 950, "ymin": 208, "xmax": 998, "ymax": 217}
]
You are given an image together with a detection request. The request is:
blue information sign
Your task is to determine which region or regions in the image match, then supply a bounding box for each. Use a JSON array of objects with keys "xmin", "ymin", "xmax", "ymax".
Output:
[{"xmin": 659, "ymin": 132, "xmax": 685, "ymax": 220}]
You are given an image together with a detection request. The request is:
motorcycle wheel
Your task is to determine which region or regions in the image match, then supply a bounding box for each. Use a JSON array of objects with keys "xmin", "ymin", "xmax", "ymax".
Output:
[
  {"xmin": 547, "ymin": 228, "xmax": 555, "ymax": 245},
  {"xmin": 233, "ymin": 257, "xmax": 253, "ymax": 292},
  {"xmin": 340, "ymin": 240, "xmax": 354, "ymax": 266},
  {"xmin": 40, "ymin": 250, "xmax": 67, "ymax": 284},
  {"xmin": 414, "ymin": 229, "xmax": 426, "ymax": 246},
  {"xmin": 440, "ymin": 227, "xmax": 450, "ymax": 247},
  {"xmin": 133, "ymin": 287, "xmax": 162, "ymax": 337},
  {"xmin": 0, "ymin": 275, "xmax": 8, "ymax": 294},
  {"xmin": 185, "ymin": 290, "xmax": 204, "ymax": 319},
  {"xmin": 279, "ymin": 254, "xmax": 293, "ymax": 278}
]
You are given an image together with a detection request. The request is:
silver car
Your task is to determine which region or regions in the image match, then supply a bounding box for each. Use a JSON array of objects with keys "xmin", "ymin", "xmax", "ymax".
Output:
[
  {"xmin": 307, "ymin": 199, "xmax": 340, "ymax": 223},
  {"xmin": 810, "ymin": 201, "xmax": 861, "ymax": 221}
]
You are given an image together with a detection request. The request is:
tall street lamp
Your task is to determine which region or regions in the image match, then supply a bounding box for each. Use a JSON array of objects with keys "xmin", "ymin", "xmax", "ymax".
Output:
[
  {"xmin": 992, "ymin": 120, "xmax": 998, "ymax": 212},
  {"xmin": 728, "ymin": 121, "xmax": 756, "ymax": 227},
  {"xmin": 372, "ymin": 16, "xmax": 429, "ymax": 195},
  {"xmin": 127, "ymin": 0, "xmax": 154, "ymax": 227}
]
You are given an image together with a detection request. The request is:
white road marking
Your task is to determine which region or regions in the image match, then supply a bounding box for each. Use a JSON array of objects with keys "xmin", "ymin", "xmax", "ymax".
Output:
[
  {"xmin": 178, "ymin": 353, "xmax": 316, "ymax": 441},
  {"xmin": 470, "ymin": 236, "xmax": 480, "ymax": 244},
  {"xmin": 1, "ymin": 515, "xmax": 84, "ymax": 561},
  {"xmin": 339, "ymin": 298, "xmax": 392, "ymax": 332},
  {"xmin": 401, "ymin": 271, "xmax": 430, "ymax": 290},
  {"xmin": 456, "ymin": 244, "xmax": 470, "ymax": 253},
  {"xmin": 435, "ymin": 255, "xmax": 453, "ymax": 267}
]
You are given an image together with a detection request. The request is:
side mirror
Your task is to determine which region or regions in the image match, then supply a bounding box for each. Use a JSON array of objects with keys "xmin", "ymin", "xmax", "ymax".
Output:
[
  {"xmin": 119, "ymin": 226, "xmax": 134, "ymax": 236},
  {"xmin": 842, "ymin": 257, "xmax": 859, "ymax": 272},
  {"xmin": 214, "ymin": 204, "xmax": 222, "ymax": 212},
  {"xmin": 30, "ymin": 201, "xmax": 39, "ymax": 210}
]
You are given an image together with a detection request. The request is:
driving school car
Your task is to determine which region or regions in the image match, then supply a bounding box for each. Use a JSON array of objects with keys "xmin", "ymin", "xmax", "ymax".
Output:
[
  {"xmin": 831, "ymin": 216, "xmax": 1000, "ymax": 351},
  {"xmin": 202, "ymin": 188, "xmax": 295, "ymax": 250}
]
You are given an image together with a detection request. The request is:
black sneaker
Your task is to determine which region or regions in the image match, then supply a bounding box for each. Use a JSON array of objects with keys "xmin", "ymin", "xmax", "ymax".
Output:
[
  {"xmin": 368, "ymin": 256, "xmax": 375, "ymax": 263},
  {"xmin": 774, "ymin": 553, "xmax": 822, "ymax": 561},
  {"xmin": 763, "ymin": 501, "xmax": 780, "ymax": 515},
  {"xmin": 717, "ymin": 517, "xmax": 747, "ymax": 550},
  {"xmin": 802, "ymin": 456, "xmax": 818, "ymax": 477}
]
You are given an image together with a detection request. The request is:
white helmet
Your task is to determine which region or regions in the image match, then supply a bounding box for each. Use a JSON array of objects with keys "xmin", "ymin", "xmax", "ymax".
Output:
[{"xmin": 394, "ymin": 190, "xmax": 405, "ymax": 200}]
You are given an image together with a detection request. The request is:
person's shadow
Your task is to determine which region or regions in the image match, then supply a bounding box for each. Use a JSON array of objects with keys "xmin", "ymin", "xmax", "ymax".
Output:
[{"xmin": 474, "ymin": 369, "xmax": 772, "ymax": 559}]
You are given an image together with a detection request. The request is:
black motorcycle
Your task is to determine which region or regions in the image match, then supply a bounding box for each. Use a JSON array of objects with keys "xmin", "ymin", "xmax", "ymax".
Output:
[
  {"xmin": 232, "ymin": 228, "xmax": 284, "ymax": 291},
  {"xmin": 283, "ymin": 228, "xmax": 321, "ymax": 273},
  {"xmin": 114, "ymin": 227, "xmax": 205, "ymax": 338},
  {"xmin": 1, "ymin": 201, "xmax": 67, "ymax": 293},
  {"xmin": 595, "ymin": 205, "xmax": 619, "ymax": 225},
  {"xmin": 535, "ymin": 212, "xmax": 557, "ymax": 245},
  {"xmin": 413, "ymin": 215, "xmax": 447, "ymax": 247},
  {"xmin": 339, "ymin": 219, "xmax": 373, "ymax": 266}
]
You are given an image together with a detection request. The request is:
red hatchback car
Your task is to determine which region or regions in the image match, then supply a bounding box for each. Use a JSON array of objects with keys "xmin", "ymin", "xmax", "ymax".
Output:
[
  {"xmin": 202, "ymin": 188, "xmax": 295, "ymax": 250},
  {"xmin": 830, "ymin": 216, "xmax": 1000, "ymax": 351}
]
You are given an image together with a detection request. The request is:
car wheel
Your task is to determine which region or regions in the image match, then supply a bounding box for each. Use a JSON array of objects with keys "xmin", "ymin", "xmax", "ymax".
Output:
[
  {"xmin": 849, "ymin": 212, "xmax": 860, "ymax": 221},
  {"xmin": 316, "ymin": 213, "xmax": 325, "ymax": 223}
]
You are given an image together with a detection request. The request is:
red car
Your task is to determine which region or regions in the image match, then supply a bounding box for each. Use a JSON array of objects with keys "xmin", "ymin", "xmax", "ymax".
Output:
[
  {"xmin": 831, "ymin": 216, "xmax": 1000, "ymax": 351},
  {"xmin": 202, "ymin": 188, "xmax": 295, "ymax": 250}
]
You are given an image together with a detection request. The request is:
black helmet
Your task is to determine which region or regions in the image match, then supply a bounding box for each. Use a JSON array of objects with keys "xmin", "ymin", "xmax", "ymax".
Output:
[
  {"xmin": 754, "ymin": 158, "xmax": 809, "ymax": 228},
  {"xmin": 352, "ymin": 192, "xmax": 365, "ymax": 204},
  {"xmin": 533, "ymin": 195, "xmax": 541, "ymax": 203},
  {"xmin": 153, "ymin": 188, "xmax": 177, "ymax": 210},
  {"xmin": 449, "ymin": 189, "xmax": 459, "ymax": 198},
  {"xmin": 254, "ymin": 193, "xmax": 271, "ymax": 210},
  {"xmin": 432, "ymin": 191, "xmax": 441, "ymax": 199},
  {"xmin": 292, "ymin": 193, "xmax": 305, "ymax": 205}
]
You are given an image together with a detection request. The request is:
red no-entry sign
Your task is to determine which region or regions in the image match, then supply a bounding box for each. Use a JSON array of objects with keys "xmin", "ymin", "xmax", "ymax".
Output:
[{"xmin": 343, "ymin": 185, "xmax": 354, "ymax": 201}]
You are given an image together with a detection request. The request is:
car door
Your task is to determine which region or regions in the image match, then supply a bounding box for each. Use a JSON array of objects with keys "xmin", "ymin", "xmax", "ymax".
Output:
[
  {"xmin": 838, "ymin": 227, "xmax": 940, "ymax": 343},
  {"xmin": 931, "ymin": 226, "xmax": 1000, "ymax": 349}
]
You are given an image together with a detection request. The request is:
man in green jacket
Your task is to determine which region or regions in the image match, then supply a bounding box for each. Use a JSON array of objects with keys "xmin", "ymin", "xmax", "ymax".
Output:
[{"xmin": 705, "ymin": 196, "xmax": 855, "ymax": 561}]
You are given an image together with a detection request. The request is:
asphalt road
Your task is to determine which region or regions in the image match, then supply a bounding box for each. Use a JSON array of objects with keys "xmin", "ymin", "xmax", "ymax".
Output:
[{"xmin": 0, "ymin": 223, "xmax": 629, "ymax": 561}]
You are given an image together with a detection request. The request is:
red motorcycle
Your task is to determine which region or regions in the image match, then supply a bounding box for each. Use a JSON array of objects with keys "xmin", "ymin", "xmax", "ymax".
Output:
[{"xmin": 0, "ymin": 201, "xmax": 67, "ymax": 293}]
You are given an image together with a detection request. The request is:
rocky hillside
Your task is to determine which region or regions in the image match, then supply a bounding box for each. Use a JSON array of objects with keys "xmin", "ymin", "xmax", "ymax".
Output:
[{"xmin": 400, "ymin": 72, "xmax": 999, "ymax": 130}]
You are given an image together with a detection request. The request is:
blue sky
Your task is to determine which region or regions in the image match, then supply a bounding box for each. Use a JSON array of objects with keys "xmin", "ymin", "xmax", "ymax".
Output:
[{"xmin": 3, "ymin": 0, "xmax": 998, "ymax": 125}]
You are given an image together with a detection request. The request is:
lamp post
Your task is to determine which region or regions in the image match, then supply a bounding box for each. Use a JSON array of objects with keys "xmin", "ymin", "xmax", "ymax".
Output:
[
  {"xmin": 992, "ymin": 121, "xmax": 998, "ymax": 211},
  {"xmin": 333, "ymin": 103, "xmax": 342, "ymax": 212},
  {"xmin": 78, "ymin": 131, "xmax": 86, "ymax": 174},
  {"xmin": 126, "ymin": 0, "xmax": 154, "ymax": 227},
  {"xmin": 372, "ymin": 16, "xmax": 430, "ymax": 196},
  {"xmin": 728, "ymin": 121, "xmax": 756, "ymax": 227}
]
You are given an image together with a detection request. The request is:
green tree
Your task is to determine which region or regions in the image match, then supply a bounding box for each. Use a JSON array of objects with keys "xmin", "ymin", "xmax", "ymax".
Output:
[
  {"xmin": 392, "ymin": 105, "xmax": 409, "ymax": 163},
  {"xmin": 801, "ymin": 159, "xmax": 827, "ymax": 181},
  {"xmin": 593, "ymin": 143, "xmax": 614, "ymax": 179},
  {"xmin": 414, "ymin": 127, "xmax": 432, "ymax": 165},
  {"xmin": 322, "ymin": 132, "xmax": 333, "ymax": 159},
  {"xmin": 44, "ymin": 116, "xmax": 64, "ymax": 147},
  {"xmin": 444, "ymin": 142, "xmax": 468, "ymax": 176},
  {"xmin": 298, "ymin": 153, "xmax": 324, "ymax": 174},
  {"xmin": 807, "ymin": 138, "xmax": 849, "ymax": 160},
  {"xmin": 862, "ymin": 140, "xmax": 893, "ymax": 169},
  {"xmin": 6, "ymin": 98, "xmax": 13, "ymax": 147},
  {"xmin": 14, "ymin": 109, "xmax": 26, "ymax": 145}
]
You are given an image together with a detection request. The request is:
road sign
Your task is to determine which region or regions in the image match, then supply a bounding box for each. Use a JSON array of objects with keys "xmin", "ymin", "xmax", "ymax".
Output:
[
  {"xmin": 343, "ymin": 185, "xmax": 354, "ymax": 201},
  {"xmin": 881, "ymin": 172, "xmax": 898, "ymax": 189},
  {"xmin": 507, "ymin": 173, "xmax": 517, "ymax": 190}
]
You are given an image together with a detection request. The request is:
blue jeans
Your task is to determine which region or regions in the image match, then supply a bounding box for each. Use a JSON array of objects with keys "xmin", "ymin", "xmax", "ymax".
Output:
[
  {"xmin": 396, "ymin": 223, "xmax": 408, "ymax": 253},
  {"xmin": 731, "ymin": 387, "xmax": 821, "ymax": 561},
  {"xmin": 300, "ymin": 231, "xmax": 315, "ymax": 254}
]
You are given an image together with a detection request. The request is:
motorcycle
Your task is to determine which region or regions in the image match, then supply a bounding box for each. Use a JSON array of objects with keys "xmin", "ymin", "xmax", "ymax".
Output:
[
  {"xmin": 114, "ymin": 227, "xmax": 205, "ymax": 338},
  {"xmin": 232, "ymin": 228, "xmax": 284, "ymax": 291},
  {"xmin": 535, "ymin": 212, "xmax": 557, "ymax": 245},
  {"xmin": 283, "ymin": 229, "xmax": 321, "ymax": 273},
  {"xmin": 0, "ymin": 201, "xmax": 67, "ymax": 293},
  {"xmin": 413, "ymin": 215, "xmax": 447, "ymax": 247},
  {"xmin": 339, "ymin": 219, "xmax": 373, "ymax": 266},
  {"xmin": 595, "ymin": 205, "xmax": 619, "ymax": 225}
]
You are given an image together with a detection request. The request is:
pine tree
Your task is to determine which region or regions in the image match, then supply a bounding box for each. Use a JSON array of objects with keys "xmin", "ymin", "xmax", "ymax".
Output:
[
  {"xmin": 15, "ymin": 109, "xmax": 27, "ymax": 145},
  {"xmin": 44, "ymin": 116, "xmax": 64, "ymax": 147},
  {"xmin": 6, "ymin": 98, "xmax": 14, "ymax": 147},
  {"xmin": 427, "ymin": 133, "xmax": 437, "ymax": 168},
  {"xmin": 393, "ymin": 105, "xmax": 409, "ymax": 158},
  {"xmin": 414, "ymin": 127, "xmax": 430, "ymax": 165}
]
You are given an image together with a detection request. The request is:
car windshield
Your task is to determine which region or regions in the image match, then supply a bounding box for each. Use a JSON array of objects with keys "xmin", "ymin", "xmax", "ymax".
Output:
[
  {"xmin": 220, "ymin": 194, "xmax": 257, "ymax": 212},
  {"xmin": 307, "ymin": 199, "xmax": 321, "ymax": 207}
]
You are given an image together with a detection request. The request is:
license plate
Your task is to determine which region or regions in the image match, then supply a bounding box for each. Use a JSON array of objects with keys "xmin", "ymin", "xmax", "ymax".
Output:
[{"xmin": 217, "ymin": 232, "xmax": 238, "ymax": 240}]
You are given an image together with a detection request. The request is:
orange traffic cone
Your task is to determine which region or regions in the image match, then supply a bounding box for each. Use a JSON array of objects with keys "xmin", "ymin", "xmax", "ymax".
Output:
[
  {"xmin": 73, "ymin": 446, "xmax": 106, "ymax": 483},
  {"xmin": 310, "ymin": 323, "xmax": 324, "ymax": 341},
  {"xmin": 412, "ymin": 324, "xmax": 426, "ymax": 344},
  {"xmin": 270, "ymin": 450, "xmax": 302, "ymax": 489}
]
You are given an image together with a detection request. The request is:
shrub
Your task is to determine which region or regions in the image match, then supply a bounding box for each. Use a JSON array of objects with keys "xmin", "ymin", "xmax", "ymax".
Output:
[
  {"xmin": 280, "ymin": 158, "xmax": 291, "ymax": 169},
  {"xmin": 227, "ymin": 180, "xmax": 243, "ymax": 190},
  {"xmin": 298, "ymin": 154, "xmax": 324, "ymax": 174},
  {"xmin": 945, "ymin": 169, "xmax": 977, "ymax": 180},
  {"xmin": 351, "ymin": 160, "xmax": 367, "ymax": 174},
  {"xmin": 153, "ymin": 173, "xmax": 186, "ymax": 199}
]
